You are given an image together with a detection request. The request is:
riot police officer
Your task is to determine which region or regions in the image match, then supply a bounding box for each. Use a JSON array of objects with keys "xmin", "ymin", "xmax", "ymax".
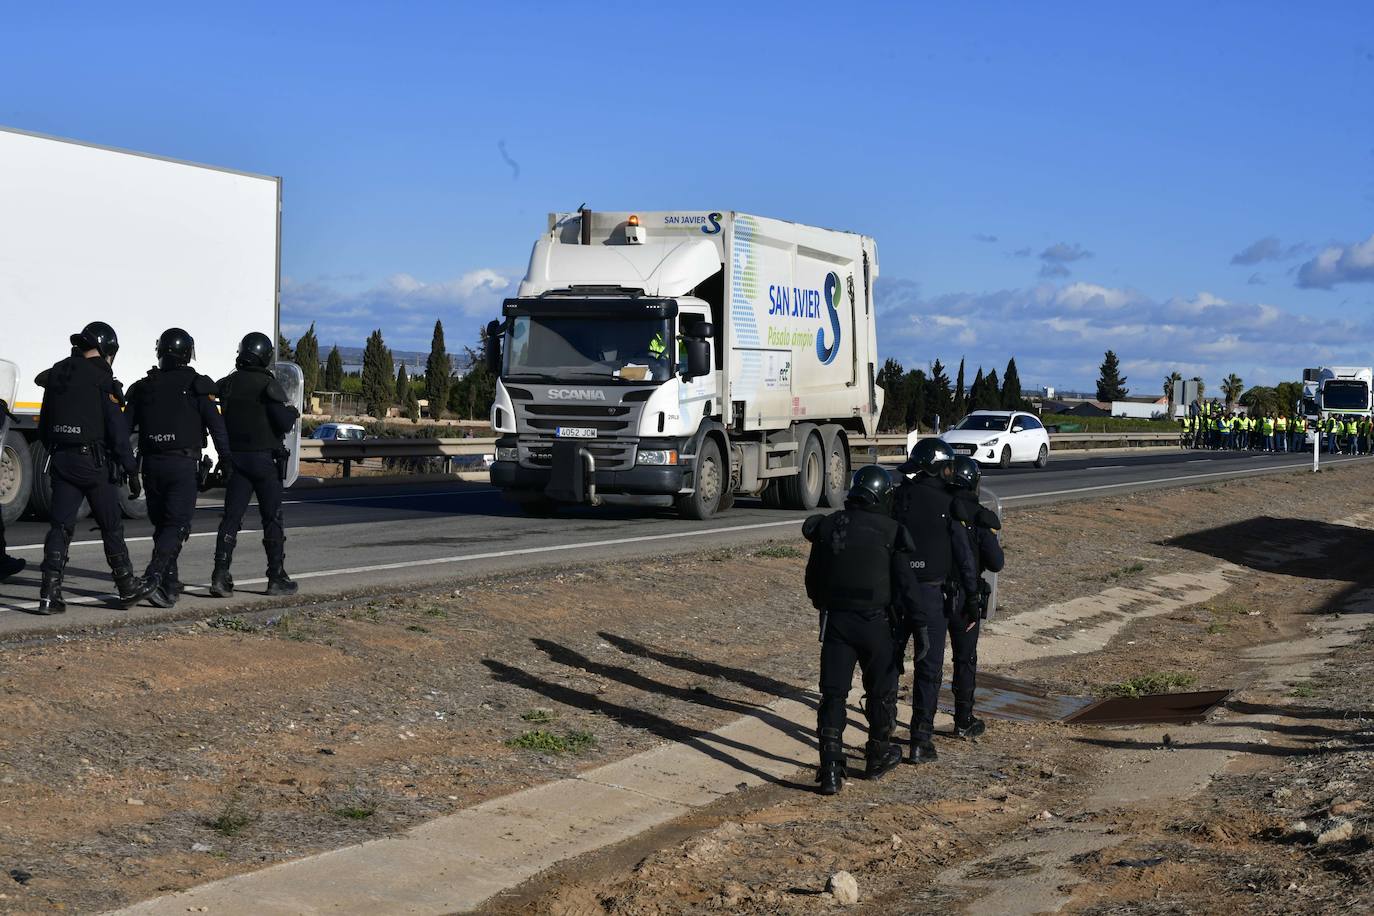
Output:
[
  {"xmin": 34, "ymin": 322, "xmax": 155, "ymax": 613},
  {"xmin": 125, "ymin": 328, "xmax": 232, "ymax": 607},
  {"xmin": 946, "ymin": 456, "xmax": 1006, "ymax": 739},
  {"xmin": 0, "ymin": 398, "xmax": 23, "ymax": 582},
  {"xmin": 211, "ymin": 332, "xmax": 300, "ymax": 597},
  {"xmin": 891, "ymin": 438, "xmax": 979, "ymax": 762},
  {"xmin": 803, "ymin": 465, "xmax": 922, "ymax": 795}
]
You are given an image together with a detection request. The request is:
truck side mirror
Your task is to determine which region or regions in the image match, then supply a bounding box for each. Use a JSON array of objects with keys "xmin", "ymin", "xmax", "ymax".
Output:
[
  {"xmin": 683, "ymin": 339, "xmax": 710, "ymax": 380},
  {"xmin": 484, "ymin": 320, "xmax": 503, "ymax": 376}
]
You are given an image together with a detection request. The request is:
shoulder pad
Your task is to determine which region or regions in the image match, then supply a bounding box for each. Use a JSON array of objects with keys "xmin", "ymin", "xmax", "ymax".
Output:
[
  {"xmin": 34, "ymin": 369, "xmax": 51, "ymax": 388},
  {"xmin": 192, "ymin": 374, "xmax": 218, "ymax": 396},
  {"xmin": 976, "ymin": 507, "xmax": 1002, "ymax": 531},
  {"xmin": 802, "ymin": 514, "xmax": 826, "ymax": 543},
  {"xmin": 107, "ymin": 378, "xmax": 125, "ymax": 397},
  {"xmin": 951, "ymin": 496, "xmax": 977, "ymax": 524},
  {"xmin": 263, "ymin": 380, "xmax": 290, "ymax": 404}
]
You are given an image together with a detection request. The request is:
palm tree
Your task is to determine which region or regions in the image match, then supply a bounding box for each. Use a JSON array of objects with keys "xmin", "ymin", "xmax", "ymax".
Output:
[
  {"xmin": 1222, "ymin": 373, "xmax": 1244, "ymax": 408},
  {"xmin": 1163, "ymin": 370, "xmax": 1183, "ymax": 403}
]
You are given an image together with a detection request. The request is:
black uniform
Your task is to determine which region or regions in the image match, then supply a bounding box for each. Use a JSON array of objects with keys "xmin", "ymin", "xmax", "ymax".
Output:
[
  {"xmin": 35, "ymin": 353, "xmax": 145, "ymax": 607},
  {"xmin": 804, "ymin": 502, "xmax": 919, "ymax": 776},
  {"xmin": 213, "ymin": 366, "xmax": 298, "ymax": 592},
  {"xmin": 126, "ymin": 366, "xmax": 232, "ymax": 604},
  {"xmin": 946, "ymin": 491, "xmax": 1006, "ymax": 725},
  {"xmin": 891, "ymin": 475, "xmax": 979, "ymax": 745}
]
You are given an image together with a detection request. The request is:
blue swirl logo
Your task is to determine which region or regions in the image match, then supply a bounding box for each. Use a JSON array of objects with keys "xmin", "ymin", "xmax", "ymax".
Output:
[
  {"xmin": 816, "ymin": 272, "xmax": 842, "ymax": 365},
  {"xmin": 702, "ymin": 212, "xmax": 722, "ymax": 235}
]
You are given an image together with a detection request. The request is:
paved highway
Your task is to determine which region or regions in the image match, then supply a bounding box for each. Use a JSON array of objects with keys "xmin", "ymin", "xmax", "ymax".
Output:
[{"xmin": 1, "ymin": 448, "xmax": 1368, "ymax": 635}]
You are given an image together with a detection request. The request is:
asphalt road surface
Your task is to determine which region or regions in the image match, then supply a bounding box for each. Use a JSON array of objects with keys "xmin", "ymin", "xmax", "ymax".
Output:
[{"xmin": 1, "ymin": 447, "xmax": 1368, "ymax": 636}]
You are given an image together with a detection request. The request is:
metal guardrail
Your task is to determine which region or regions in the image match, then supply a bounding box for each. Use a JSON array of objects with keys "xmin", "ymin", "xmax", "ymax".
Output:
[{"xmin": 299, "ymin": 430, "xmax": 1182, "ymax": 474}]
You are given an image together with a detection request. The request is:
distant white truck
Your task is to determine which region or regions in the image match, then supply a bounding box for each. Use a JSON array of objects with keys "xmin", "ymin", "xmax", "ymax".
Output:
[
  {"xmin": 0, "ymin": 126, "xmax": 281, "ymax": 524},
  {"xmin": 486, "ymin": 210, "xmax": 882, "ymax": 518},
  {"xmin": 1314, "ymin": 367, "xmax": 1373, "ymax": 415}
]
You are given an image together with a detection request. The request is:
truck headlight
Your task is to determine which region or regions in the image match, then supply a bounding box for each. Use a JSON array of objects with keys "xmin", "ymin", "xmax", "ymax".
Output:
[
  {"xmin": 981, "ymin": 437, "xmax": 1000, "ymax": 447},
  {"xmin": 496, "ymin": 447, "xmax": 518, "ymax": 462},
  {"xmin": 637, "ymin": 449, "xmax": 678, "ymax": 466}
]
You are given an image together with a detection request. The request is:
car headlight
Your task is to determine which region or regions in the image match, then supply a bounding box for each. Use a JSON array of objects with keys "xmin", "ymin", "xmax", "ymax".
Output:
[
  {"xmin": 495, "ymin": 447, "xmax": 518, "ymax": 462},
  {"xmin": 981, "ymin": 437, "xmax": 1000, "ymax": 447},
  {"xmin": 637, "ymin": 449, "xmax": 679, "ymax": 466}
]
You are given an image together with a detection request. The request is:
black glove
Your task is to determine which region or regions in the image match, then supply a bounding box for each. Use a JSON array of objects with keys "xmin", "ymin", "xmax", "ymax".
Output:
[{"xmin": 127, "ymin": 474, "xmax": 142, "ymax": 500}]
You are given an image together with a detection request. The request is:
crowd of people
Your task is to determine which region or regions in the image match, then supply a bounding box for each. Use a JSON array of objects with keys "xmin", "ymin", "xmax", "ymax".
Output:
[{"xmin": 1179, "ymin": 401, "xmax": 1374, "ymax": 455}]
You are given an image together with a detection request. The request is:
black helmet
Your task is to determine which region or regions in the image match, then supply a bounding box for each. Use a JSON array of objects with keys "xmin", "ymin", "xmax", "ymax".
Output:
[
  {"xmin": 236, "ymin": 331, "xmax": 274, "ymax": 369},
  {"xmin": 70, "ymin": 321, "xmax": 120, "ymax": 360},
  {"xmin": 847, "ymin": 464, "xmax": 894, "ymax": 507},
  {"xmin": 156, "ymin": 327, "xmax": 195, "ymax": 368},
  {"xmin": 950, "ymin": 455, "xmax": 981, "ymax": 491},
  {"xmin": 898, "ymin": 437, "xmax": 956, "ymax": 476}
]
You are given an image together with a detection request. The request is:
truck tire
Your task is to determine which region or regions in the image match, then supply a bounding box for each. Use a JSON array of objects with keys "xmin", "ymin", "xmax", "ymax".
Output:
[
  {"xmin": 676, "ymin": 438, "xmax": 723, "ymax": 520},
  {"xmin": 760, "ymin": 480, "xmax": 784, "ymax": 508},
  {"xmin": 779, "ymin": 432, "xmax": 824, "ymax": 510},
  {"xmin": 27, "ymin": 441, "xmax": 90, "ymax": 521},
  {"xmin": 819, "ymin": 431, "xmax": 849, "ymax": 508},
  {"xmin": 1, "ymin": 430, "xmax": 34, "ymax": 526}
]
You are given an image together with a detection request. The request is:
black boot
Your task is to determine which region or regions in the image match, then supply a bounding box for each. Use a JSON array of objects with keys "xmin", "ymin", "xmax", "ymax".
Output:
[
  {"xmin": 108, "ymin": 550, "xmax": 157, "ymax": 608},
  {"xmin": 37, "ymin": 564, "xmax": 66, "ymax": 615},
  {"xmin": 264, "ymin": 537, "xmax": 298, "ymax": 596},
  {"xmin": 953, "ymin": 714, "xmax": 986, "ymax": 739},
  {"xmin": 864, "ymin": 689, "xmax": 902, "ymax": 779},
  {"xmin": 816, "ymin": 726, "xmax": 846, "ymax": 795},
  {"xmin": 0, "ymin": 554, "xmax": 24, "ymax": 583},
  {"xmin": 209, "ymin": 533, "xmax": 235, "ymax": 598},
  {"xmin": 909, "ymin": 735, "xmax": 938, "ymax": 764},
  {"xmin": 142, "ymin": 549, "xmax": 177, "ymax": 608},
  {"xmin": 166, "ymin": 557, "xmax": 183, "ymax": 600}
]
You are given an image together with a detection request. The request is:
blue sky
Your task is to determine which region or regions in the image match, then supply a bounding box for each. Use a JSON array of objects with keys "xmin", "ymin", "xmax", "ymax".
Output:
[{"xmin": 6, "ymin": 2, "xmax": 1373, "ymax": 392}]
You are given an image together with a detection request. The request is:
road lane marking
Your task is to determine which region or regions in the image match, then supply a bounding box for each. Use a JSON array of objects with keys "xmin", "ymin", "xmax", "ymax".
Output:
[{"xmin": 1001, "ymin": 456, "xmax": 1372, "ymax": 502}]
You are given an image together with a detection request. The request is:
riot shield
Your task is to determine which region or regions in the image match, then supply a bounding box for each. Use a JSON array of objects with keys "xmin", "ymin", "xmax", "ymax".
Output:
[
  {"xmin": 0, "ymin": 359, "xmax": 16, "ymax": 445},
  {"xmin": 979, "ymin": 485, "xmax": 1003, "ymax": 620},
  {"xmin": 272, "ymin": 361, "xmax": 305, "ymax": 488}
]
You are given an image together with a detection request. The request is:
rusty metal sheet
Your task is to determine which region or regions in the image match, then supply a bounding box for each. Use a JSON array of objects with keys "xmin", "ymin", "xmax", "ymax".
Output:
[
  {"xmin": 1063, "ymin": 690, "xmax": 1233, "ymax": 726},
  {"xmin": 937, "ymin": 673, "xmax": 1096, "ymax": 723}
]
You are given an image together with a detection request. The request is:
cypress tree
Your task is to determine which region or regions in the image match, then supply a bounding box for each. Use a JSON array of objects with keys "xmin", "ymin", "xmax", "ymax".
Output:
[
  {"xmin": 360, "ymin": 329, "xmax": 393, "ymax": 418},
  {"xmin": 277, "ymin": 333, "xmax": 294, "ymax": 362},
  {"xmin": 970, "ymin": 367, "xmax": 985, "ymax": 410},
  {"xmin": 425, "ymin": 319, "xmax": 451, "ymax": 421},
  {"xmin": 324, "ymin": 345, "xmax": 344, "ymax": 390},
  {"xmin": 928, "ymin": 359, "xmax": 953, "ymax": 429},
  {"xmin": 295, "ymin": 323, "xmax": 320, "ymax": 397},
  {"xmin": 1001, "ymin": 358, "xmax": 1023, "ymax": 409},
  {"xmin": 396, "ymin": 363, "xmax": 410, "ymax": 410},
  {"xmin": 954, "ymin": 358, "xmax": 967, "ymax": 420},
  {"xmin": 981, "ymin": 369, "xmax": 1001, "ymax": 409},
  {"xmin": 877, "ymin": 358, "xmax": 908, "ymax": 432}
]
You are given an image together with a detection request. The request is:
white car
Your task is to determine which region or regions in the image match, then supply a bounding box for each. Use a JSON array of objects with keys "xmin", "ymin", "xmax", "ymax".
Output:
[{"xmin": 940, "ymin": 410, "xmax": 1050, "ymax": 469}]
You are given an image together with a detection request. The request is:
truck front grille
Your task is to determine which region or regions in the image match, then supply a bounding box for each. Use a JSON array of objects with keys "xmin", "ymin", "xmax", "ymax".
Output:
[{"xmin": 514, "ymin": 400, "xmax": 646, "ymax": 471}]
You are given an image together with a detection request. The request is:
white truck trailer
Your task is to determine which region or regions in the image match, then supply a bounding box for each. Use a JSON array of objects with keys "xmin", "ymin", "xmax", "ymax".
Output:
[
  {"xmin": 486, "ymin": 210, "xmax": 882, "ymax": 519},
  {"xmin": 0, "ymin": 126, "xmax": 281, "ymax": 524}
]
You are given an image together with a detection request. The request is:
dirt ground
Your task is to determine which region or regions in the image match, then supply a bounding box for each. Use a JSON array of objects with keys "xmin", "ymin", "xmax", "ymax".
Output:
[{"xmin": 0, "ymin": 463, "xmax": 1372, "ymax": 913}]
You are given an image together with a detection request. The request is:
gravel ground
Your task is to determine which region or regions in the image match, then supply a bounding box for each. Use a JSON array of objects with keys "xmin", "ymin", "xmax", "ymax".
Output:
[{"xmin": 0, "ymin": 462, "xmax": 1371, "ymax": 913}]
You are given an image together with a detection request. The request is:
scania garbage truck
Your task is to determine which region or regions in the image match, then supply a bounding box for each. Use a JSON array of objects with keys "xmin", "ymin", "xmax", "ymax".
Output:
[
  {"xmin": 0, "ymin": 126, "xmax": 281, "ymax": 524},
  {"xmin": 486, "ymin": 210, "xmax": 882, "ymax": 519},
  {"xmin": 1313, "ymin": 367, "xmax": 1373, "ymax": 415}
]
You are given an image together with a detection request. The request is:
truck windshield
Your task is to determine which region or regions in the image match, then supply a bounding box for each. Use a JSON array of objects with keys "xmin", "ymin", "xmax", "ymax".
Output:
[
  {"xmin": 1322, "ymin": 381, "xmax": 1369, "ymax": 411},
  {"xmin": 955, "ymin": 415, "xmax": 1010, "ymax": 432},
  {"xmin": 505, "ymin": 315, "xmax": 675, "ymax": 382}
]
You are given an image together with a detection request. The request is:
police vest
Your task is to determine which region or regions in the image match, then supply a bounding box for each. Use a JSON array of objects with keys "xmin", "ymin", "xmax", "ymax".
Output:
[
  {"xmin": 804, "ymin": 507, "xmax": 900, "ymax": 611},
  {"xmin": 38, "ymin": 355, "xmax": 113, "ymax": 447},
  {"xmin": 130, "ymin": 367, "xmax": 214, "ymax": 454},
  {"xmin": 219, "ymin": 368, "xmax": 282, "ymax": 451},
  {"xmin": 893, "ymin": 476, "xmax": 954, "ymax": 583}
]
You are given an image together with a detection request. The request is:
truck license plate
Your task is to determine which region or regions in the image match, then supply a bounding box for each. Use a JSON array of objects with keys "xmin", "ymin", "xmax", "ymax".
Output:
[{"xmin": 556, "ymin": 427, "xmax": 597, "ymax": 439}]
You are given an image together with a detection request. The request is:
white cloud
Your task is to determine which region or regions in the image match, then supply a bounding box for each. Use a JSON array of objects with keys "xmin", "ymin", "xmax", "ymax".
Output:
[
  {"xmin": 874, "ymin": 277, "xmax": 1374, "ymax": 391},
  {"xmin": 1297, "ymin": 233, "xmax": 1374, "ymax": 289}
]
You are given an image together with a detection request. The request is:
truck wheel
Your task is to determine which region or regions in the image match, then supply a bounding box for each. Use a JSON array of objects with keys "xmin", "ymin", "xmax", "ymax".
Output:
[
  {"xmin": 999, "ymin": 445, "xmax": 1012, "ymax": 469},
  {"xmin": 1, "ymin": 430, "xmax": 34, "ymax": 526},
  {"xmin": 1034, "ymin": 444, "xmax": 1049, "ymax": 469},
  {"xmin": 779, "ymin": 433, "xmax": 824, "ymax": 510},
  {"xmin": 760, "ymin": 481, "xmax": 784, "ymax": 508},
  {"xmin": 28, "ymin": 442, "xmax": 90, "ymax": 521},
  {"xmin": 676, "ymin": 438, "xmax": 723, "ymax": 520},
  {"xmin": 820, "ymin": 433, "xmax": 849, "ymax": 508}
]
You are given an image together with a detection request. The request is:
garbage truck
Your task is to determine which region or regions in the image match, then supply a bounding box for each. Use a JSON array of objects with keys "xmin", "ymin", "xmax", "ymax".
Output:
[
  {"xmin": 0, "ymin": 126, "xmax": 282, "ymax": 524},
  {"xmin": 486, "ymin": 210, "xmax": 882, "ymax": 519}
]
